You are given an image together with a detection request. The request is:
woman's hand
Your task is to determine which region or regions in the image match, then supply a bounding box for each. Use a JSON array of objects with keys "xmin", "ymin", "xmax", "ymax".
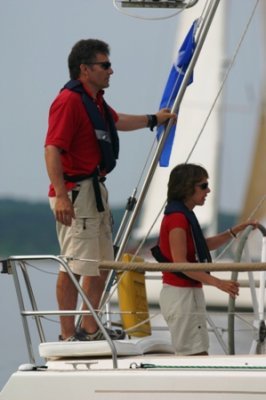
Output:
[
  {"xmin": 230, "ymin": 221, "xmax": 259, "ymax": 237},
  {"xmin": 216, "ymin": 279, "xmax": 240, "ymax": 299}
]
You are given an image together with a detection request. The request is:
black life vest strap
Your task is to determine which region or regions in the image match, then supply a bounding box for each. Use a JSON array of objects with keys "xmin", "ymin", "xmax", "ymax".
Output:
[
  {"xmin": 63, "ymin": 172, "xmax": 105, "ymax": 213},
  {"xmin": 62, "ymin": 80, "xmax": 119, "ymax": 174},
  {"xmin": 150, "ymin": 244, "xmax": 199, "ymax": 283},
  {"xmin": 164, "ymin": 201, "xmax": 212, "ymax": 263},
  {"xmin": 61, "ymin": 80, "xmax": 120, "ymax": 213}
]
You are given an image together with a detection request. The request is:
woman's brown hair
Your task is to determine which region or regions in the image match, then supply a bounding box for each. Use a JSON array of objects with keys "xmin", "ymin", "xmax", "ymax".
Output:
[{"xmin": 167, "ymin": 163, "xmax": 208, "ymax": 202}]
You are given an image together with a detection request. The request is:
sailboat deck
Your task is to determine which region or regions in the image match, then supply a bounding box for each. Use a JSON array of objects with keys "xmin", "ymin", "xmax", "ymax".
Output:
[{"xmin": 39, "ymin": 336, "xmax": 175, "ymax": 359}]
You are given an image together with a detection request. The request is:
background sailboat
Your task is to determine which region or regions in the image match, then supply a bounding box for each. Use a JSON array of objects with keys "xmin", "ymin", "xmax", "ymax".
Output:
[{"xmin": 239, "ymin": 0, "xmax": 266, "ymax": 259}]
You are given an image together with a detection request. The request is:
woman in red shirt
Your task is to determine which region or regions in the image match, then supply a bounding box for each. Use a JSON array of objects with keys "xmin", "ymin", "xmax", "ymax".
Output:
[{"xmin": 158, "ymin": 163, "xmax": 257, "ymax": 355}]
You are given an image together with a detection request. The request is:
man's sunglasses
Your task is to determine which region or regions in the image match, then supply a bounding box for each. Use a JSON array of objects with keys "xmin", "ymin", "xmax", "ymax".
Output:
[
  {"xmin": 87, "ymin": 61, "xmax": 112, "ymax": 70},
  {"xmin": 196, "ymin": 182, "xmax": 209, "ymax": 190}
]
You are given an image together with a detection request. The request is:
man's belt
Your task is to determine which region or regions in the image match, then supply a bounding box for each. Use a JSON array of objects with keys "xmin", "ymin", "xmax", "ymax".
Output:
[{"xmin": 63, "ymin": 172, "xmax": 105, "ymax": 212}]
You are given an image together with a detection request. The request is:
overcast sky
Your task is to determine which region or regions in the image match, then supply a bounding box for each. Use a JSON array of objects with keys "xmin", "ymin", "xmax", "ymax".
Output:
[
  {"xmin": 0, "ymin": 0, "xmax": 264, "ymax": 216},
  {"xmin": 0, "ymin": 0, "xmax": 179, "ymax": 206}
]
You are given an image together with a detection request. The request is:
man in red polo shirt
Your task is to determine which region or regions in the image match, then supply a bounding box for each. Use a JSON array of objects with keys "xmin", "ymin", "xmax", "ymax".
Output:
[{"xmin": 45, "ymin": 38, "xmax": 175, "ymax": 341}]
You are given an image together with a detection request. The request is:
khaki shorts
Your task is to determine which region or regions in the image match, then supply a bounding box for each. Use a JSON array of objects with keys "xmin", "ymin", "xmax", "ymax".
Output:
[
  {"xmin": 49, "ymin": 179, "xmax": 114, "ymax": 276},
  {"xmin": 159, "ymin": 284, "xmax": 209, "ymax": 355}
]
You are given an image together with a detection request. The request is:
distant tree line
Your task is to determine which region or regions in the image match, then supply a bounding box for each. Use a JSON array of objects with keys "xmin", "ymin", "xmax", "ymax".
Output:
[
  {"xmin": 0, "ymin": 198, "xmax": 236, "ymax": 259},
  {"xmin": 0, "ymin": 199, "xmax": 124, "ymax": 257}
]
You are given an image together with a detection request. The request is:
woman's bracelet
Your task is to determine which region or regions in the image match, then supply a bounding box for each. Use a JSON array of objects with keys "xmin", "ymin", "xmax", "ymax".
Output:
[{"xmin": 228, "ymin": 227, "xmax": 237, "ymax": 238}]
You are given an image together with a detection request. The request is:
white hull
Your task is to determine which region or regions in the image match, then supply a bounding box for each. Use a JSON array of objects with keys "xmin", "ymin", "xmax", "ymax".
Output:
[{"xmin": 1, "ymin": 354, "xmax": 266, "ymax": 399}]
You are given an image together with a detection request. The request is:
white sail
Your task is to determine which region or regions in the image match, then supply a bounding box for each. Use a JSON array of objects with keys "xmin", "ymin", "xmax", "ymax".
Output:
[
  {"xmin": 236, "ymin": 0, "xmax": 266, "ymax": 259},
  {"xmin": 134, "ymin": 0, "xmax": 264, "ymax": 241}
]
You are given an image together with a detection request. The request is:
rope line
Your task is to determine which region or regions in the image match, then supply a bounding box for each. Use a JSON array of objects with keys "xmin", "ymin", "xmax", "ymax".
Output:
[
  {"xmin": 98, "ymin": 260, "xmax": 266, "ymax": 272},
  {"xmin": 137, "ymin": 363, "xmax": 266, "ymax": 370}
]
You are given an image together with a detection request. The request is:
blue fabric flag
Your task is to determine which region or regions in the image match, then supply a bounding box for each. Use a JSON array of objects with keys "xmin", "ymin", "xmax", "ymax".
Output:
[{"xmin": 157, "ymin": 20, "xmax": 197, "ymax": 167}]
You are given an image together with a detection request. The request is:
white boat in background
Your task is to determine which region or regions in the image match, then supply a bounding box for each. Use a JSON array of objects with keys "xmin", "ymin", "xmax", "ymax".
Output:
[{"xmin": 2, "ymin": 1, "xmax": 266, "ymax": 399}]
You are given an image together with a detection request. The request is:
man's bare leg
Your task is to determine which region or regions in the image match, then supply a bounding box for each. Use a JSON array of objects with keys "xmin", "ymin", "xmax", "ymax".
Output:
[
  {"xmin": 56, "ymin": 270, "xmax": 80, "ymax": 339},
  {"xmin": 81, "ymin": 270, "xmax": 109, "ymax": 334}
]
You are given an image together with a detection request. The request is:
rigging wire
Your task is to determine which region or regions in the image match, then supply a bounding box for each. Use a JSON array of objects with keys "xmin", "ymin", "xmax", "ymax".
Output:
[
  {"xmin": 134, "ymin": 138, "xmax": 158, "ymax": 190},
  {"xmin": 23, "ymin": 261, "xmax": 58, "ymax": 275}
]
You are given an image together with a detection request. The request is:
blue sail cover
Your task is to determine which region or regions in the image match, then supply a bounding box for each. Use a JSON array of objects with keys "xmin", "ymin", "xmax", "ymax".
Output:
[{"xmin": 157, "ymin": 20, "xmax": 197, "ymax": 167}]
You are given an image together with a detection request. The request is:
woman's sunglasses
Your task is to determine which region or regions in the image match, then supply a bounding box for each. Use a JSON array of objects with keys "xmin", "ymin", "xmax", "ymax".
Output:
[{"xmin": 196, "ymin": 182, "xmax": 209, "ymax": 190}]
